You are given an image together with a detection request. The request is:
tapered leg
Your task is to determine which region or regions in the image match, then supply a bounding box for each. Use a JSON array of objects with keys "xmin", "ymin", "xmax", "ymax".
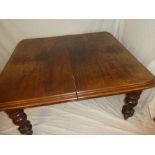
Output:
[
  {"xmin": 6, "ymin": 109, "xmax": 33, "ymax": 135},
  {"xmin": 122, "ymin": 90, "xmax": 142, "ymax": 120}
]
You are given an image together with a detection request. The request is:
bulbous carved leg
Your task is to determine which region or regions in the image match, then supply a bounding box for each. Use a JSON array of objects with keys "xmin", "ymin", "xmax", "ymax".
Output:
[
  {"xmin": 122, "ymin": 90, "xmax": 142, "ymax": 120},
  {"xmin": 6, "ymin": 109, "xmax": 33, "ymax": 135}
]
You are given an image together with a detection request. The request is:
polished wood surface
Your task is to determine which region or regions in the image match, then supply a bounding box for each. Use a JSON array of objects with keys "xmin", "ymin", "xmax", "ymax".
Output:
[
  {"xmin": 0, "ymin": 32, "xmax": 155, "ymax": 111},
  {"xmin": 0, "ymin": 36, "xmax": 78, "ymax": 110},
  {"xmin": 68, "ymin": 32, "xmax": 155, "ymax": 99}
]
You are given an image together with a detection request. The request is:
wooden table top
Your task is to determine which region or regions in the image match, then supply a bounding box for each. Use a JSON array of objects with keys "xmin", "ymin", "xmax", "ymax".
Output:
[{"xmin": 0, "ymin": 32, "xmax": 155, "ymax": 111}]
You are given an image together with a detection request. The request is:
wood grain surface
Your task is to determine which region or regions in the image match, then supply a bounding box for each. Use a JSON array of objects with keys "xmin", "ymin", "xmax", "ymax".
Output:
[
  {"xmin": 68, "ymin": 32, "xmax": 155, "ymax": 99},
  {"xmin": 0, "ymin": 32, "xmax": 155, "ymax": 110}
]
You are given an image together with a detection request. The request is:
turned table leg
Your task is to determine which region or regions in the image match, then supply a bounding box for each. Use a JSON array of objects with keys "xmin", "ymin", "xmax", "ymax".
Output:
[
  {"xmin": 6, "ymin": 109, "xmax": 33, "ymax": 135},
  {"xmin": 122, "ymin": 90, "xmax": 142, "ymax": 120}
]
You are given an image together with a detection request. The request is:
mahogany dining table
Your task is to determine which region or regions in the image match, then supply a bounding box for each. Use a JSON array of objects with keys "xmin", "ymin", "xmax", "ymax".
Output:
[{"xmin": 0, "ymin": 32, "xmax": 154, "ymax": 134}]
